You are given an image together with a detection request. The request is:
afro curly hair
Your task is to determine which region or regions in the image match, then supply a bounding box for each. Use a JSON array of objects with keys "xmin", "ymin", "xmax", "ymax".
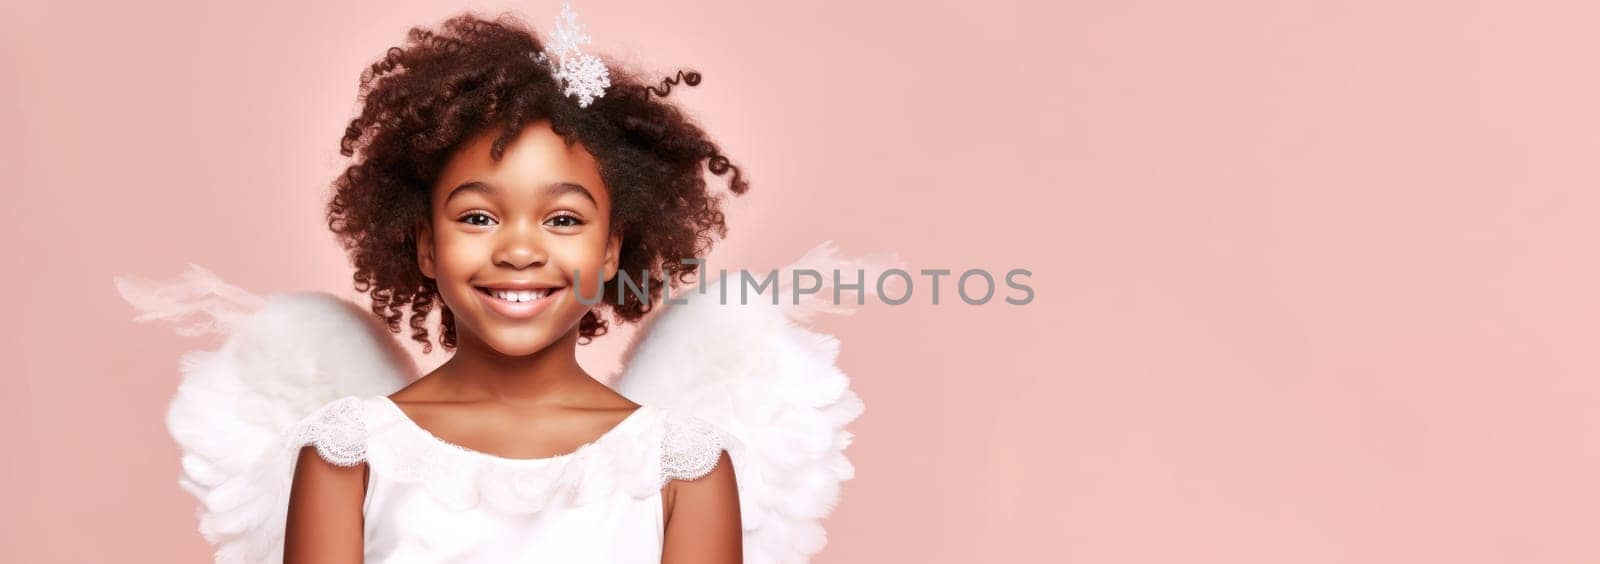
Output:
[{"xmin": 325, "ymin": 13, "xmax": 748, "ymax": 353}]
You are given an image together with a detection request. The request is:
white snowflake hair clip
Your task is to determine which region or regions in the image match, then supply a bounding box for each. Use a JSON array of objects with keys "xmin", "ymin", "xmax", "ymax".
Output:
[{"xmin": 532, "ymin": 1, "xmax": 611, "ymax": 108}]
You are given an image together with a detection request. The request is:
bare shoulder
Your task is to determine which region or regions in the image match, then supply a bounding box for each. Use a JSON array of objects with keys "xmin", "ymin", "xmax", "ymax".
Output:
[
  {"xmin": 569, "ymin": 373, "xmax": 641, "ymax": 410},
  {"xmin": 386, "ymin": 371, "xmax": 448, "ymax": 403}
]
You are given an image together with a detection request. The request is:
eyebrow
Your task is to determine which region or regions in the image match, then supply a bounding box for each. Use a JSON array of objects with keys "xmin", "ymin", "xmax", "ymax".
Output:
[{"xmin": 444, "ymin": 181, "xmax": 597, "ymax": 205}]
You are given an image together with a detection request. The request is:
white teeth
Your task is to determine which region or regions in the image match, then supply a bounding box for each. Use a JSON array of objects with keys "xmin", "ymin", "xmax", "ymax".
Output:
[{"xmin": 490, "ymin": 289, "xmax": 547, "ymax": 302}]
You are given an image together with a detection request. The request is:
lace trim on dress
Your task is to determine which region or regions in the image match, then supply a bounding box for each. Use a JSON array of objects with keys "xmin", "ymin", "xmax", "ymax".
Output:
[
  {"xmin": 289, "ymin": 396, "xmax": 732, "ymax": 514},
  {"xmin": 286, "ymin": 396, "xmax": 367, "ymax": 467},
  {"xmin": 660, "ymin": 415, "xmax": 727, "ymax": 486}
]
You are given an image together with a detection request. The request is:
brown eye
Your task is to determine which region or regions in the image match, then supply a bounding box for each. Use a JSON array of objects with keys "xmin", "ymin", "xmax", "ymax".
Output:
[
  {"xmin": 545, "ymin": 213, "xmax": 584, "ymax": 228},
  {"xmin": 460, "ymin": 211, "xmax": 497, "ymax": 226}
]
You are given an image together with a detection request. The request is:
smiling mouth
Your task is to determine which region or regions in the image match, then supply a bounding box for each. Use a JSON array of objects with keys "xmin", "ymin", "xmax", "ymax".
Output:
[
  {"xmin": 473, "ymin": 285, "xmax": 566, "ymax": 319},
  {"xmin": 475, "ymin": 287, "xmax": 557, "ymax": 302}
]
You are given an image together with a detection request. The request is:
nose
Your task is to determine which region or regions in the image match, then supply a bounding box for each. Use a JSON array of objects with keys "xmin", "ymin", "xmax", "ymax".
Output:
[{"xmin": 491, "ymin": 219, "xmax": 547, "ymax": 270}]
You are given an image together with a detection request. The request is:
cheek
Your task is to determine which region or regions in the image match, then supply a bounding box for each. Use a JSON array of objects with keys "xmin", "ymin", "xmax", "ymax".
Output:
[
  {"xmin": 551, "ymin": 236, "xmax": 612, "ymax": 295},
  {"xmin": 431, "ymin": 232, "xmax": 490, "ymax": 290}
]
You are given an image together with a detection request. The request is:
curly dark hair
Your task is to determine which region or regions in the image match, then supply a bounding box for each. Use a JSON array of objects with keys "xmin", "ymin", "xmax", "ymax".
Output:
[{"xmin": 325, "ymin": 13, "xmax": 748, "ymax": 353}]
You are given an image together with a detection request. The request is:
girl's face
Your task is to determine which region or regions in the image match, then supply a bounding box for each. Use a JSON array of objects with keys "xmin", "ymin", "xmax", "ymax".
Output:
[{"xmin": 417, "ymin": 121, "xmax": 620, "ymax": 357}]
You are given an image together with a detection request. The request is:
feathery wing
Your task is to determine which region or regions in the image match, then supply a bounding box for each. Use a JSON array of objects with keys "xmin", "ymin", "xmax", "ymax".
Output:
[
  {"xmin": 614, "ymin": 241, "xmax": 894, "ymax": 563},
  {"xmin": 115, "ymin": 265, "xmax": 414, "ymax": 562}
]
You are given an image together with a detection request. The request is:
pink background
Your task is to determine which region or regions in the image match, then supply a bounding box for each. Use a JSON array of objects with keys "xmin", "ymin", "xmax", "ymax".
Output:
[{"xmin": 4, "ymin": 0, "xmax": 1599, "ymax": 562}]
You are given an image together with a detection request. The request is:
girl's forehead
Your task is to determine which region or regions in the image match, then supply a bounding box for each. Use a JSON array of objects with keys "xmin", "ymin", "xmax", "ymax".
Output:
[{"xmin": 432, "ymin": 121, "xmax": 609, "ymax": 205}]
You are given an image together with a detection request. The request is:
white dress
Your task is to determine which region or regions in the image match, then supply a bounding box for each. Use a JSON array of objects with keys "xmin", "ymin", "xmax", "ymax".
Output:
[
  {"xmin": 119, "ymin": 241, "xmax": 871, "ymax": 563},
  {"xmin": 295, "ymin": 396, "xmax": 729, "ymax": 563}
]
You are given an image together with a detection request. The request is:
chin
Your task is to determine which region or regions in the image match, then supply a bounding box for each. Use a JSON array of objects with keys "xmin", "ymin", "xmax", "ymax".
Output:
[{"xmin": 478, "ymin": 328, "xmax": 563, "ymax": 357}]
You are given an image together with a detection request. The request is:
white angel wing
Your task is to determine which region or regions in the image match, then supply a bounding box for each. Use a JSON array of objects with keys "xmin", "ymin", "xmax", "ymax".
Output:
[
  {"xmin": 614, "ymin": 241, "xmax": 895, "ymax": 564},
  {"xmin": 115, "ymin": 265, "xmax": 414, "ymax": 563}
]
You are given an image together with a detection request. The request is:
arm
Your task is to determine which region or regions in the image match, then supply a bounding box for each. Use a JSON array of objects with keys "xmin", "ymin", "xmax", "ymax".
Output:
[
  {"xmin": 661, "ymin": 449, "xmax": 742, "ymax": 564},
  {"xmin": 284, "ymin": 445, "xmax": 366, "ymax": 564}
]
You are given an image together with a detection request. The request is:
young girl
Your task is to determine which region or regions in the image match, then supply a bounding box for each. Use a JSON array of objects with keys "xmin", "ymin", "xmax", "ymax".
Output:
[
  {"xmin": 290, "ymin": 6, "xmax": 759, "ymax": 560},
  {"xmin": 117, "ymin": 5, "xmax": 869, "ymax": 564}
]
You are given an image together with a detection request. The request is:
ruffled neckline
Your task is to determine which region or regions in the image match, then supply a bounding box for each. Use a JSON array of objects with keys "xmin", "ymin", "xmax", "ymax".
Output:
[
  {"xmin": 371, "ymin": 396, "xmax": 650, "ymax": 467},
  {"xmin": 289, "ymin": 395, "xmax": 728, "ymax": 515},
  {"xmin": 358, "ymin": 396, "xmax": 665, "ymax": 513}
]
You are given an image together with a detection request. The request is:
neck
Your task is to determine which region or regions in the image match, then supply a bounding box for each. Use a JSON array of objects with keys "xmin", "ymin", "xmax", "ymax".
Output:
[{"xmin": 439, "ymin": 324, "xmax": 593, "ymax": 407}]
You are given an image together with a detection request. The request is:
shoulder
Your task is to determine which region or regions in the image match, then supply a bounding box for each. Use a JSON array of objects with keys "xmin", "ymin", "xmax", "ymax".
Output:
[
  {"xmin": 288, "ymin": 395, "xmax": 391, "ymax": 467},
  {"xmin": 657, "ymin": 409, "xmax": 736, "ymax": 484},
  {"xmin": 655, "ymin": 411, "xmax": 741, "ymax": 545}
]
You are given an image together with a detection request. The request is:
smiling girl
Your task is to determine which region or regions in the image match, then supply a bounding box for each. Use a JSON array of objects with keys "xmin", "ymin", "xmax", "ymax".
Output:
[
  {"xmin": 287, "ymin": 10, "xmax": 748, "ymax": 563},
  {"xmin": 116, "ymin": 4, "xmax": 866, "ymax": 563}
]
